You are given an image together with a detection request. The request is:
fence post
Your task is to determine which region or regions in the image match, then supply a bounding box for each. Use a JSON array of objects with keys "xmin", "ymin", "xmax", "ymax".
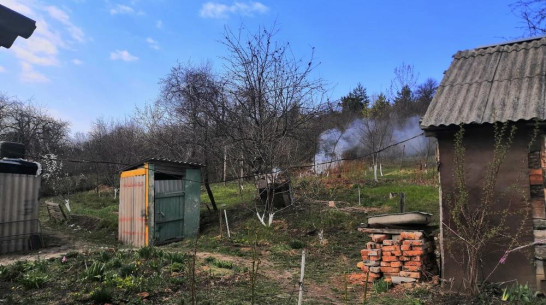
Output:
[
  {"xmin": 298, "ymin": 249, "xmax": 306, "ymax": 305},
  {"xmin": 224, "ymin": 209, "xmax": 231, "ymax": 238}
]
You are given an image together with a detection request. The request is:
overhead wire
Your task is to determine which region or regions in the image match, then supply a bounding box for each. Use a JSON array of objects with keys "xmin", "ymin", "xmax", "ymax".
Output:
[{"xmin": 1, "ymin": 131, "xmax": 425, "ymax": 185}]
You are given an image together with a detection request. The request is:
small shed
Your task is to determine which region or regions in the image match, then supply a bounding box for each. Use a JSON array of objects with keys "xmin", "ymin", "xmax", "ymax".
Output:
[
  {"xmin": 0, "ymin": 142, "xmax": 41, "ymax": 253},
  {"xmin": 421, "ymin": 37, "xmax": 546, "ymax": 290},
  {"xmin": 119, "ymin": 158, "xmax": 203, "ymax": 247}
]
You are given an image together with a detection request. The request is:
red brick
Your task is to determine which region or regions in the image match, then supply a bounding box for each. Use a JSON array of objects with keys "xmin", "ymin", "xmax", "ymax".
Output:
[
  {"xmin": 382, "ymin": 239, "xmax": 397, "ymax": 246},
  {"xmin": 391, "ymin": 251, "xmax": 402, "ymax": 256},
  {"xmin": 399, "ymin": 271, "xmax": 421, "ymax": 279},
  {"xmin": 403, "ymin": 250, "xmax": 425, "ymax": 257},
  {"xmin": 400, "ymin": 232, "xmax": 424, "ymax": 240},
  {"xmin": 404, "ymin": 261, "xmax": 423, "ymax": 267},
  {"xmin": 369, "ymin": 255, "xmax": 381, "ymax": 261},
  {"xmin": 401, "ymin": 244, "xmax": 411, "ymax": 251},
  {"xmin": 380, "ymin": 261, "xmax": 391, "ymax": 267},
  {"xmin": 530, "ymin": 169, "xmax": 543, "ymax": 185},
  {"xmin": 383, "ymin": 251, "xmax": 392, "ymax": 256},
  {"xmin": 363, "ymin": 260, "xmax": 380, "ymax": 267},
  {"xmin": 361, "ymin": 255, "xmax": 369, "ymax": 261},
  {"xmin": 371, "ymin": 234, "xmax": 388, "ymax": 243},
  {"xmin": 382, "ymin": 245, "xmax": 400, "ymax": 252},
  {"xmin": 390, "ymin": 261, "xmax": 403, "ymax": 268},
  {"xmin": 368, "ymin": 249, "xmax": 382, "ymax": 257},
  {"xmin": 380, "ymin": 267, "xmax": 401, "ymax": 273},
  {"xmin": 369, "ymin": 267, "xmax": 381, "ymax": 273},
  {"xmin": 411, "ymin": 256, "xmax": 423, "ymax": 262},
  {"xmin": 366, "ymin": 242, "xmax": 381, "ymax": 249},
  {"xmin": 399, "ymin": 256, "xmax": 410, "ymax": 261},
  {"xmin": 347, "ymin": 273, "xmax": 380, "ymax": 284},
  {"xmin": 383, "ymin": 272, "xmax": 400, "ymax": 277},
  {"xmin": 382, "ymin": 256, "xmax": 398, "ymax": 262},
  {"xmin": 402, "ymin": 265, "xmax": 421, "ymax": 272},
  {"xmin": 402, "ymin": 240, "xmax": 424, "ymax": 246}
]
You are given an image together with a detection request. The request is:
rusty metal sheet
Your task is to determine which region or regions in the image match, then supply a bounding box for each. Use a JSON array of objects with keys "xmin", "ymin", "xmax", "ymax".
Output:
[{"xmin": 119, "ymin": 174, "xmax": 146, "ymax": 247}]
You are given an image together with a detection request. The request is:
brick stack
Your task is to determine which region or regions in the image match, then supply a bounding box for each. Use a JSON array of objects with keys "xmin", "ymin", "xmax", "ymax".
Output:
[{"xmin": 356, "ymin": 230, "xmax": 432, "ymax": 284}]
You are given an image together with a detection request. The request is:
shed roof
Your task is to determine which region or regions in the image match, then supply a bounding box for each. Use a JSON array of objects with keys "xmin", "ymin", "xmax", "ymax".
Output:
[
  {"xmin": 122, "ymin": 158, "xmax": 204, "ymax": 172},
  {"xmin": 0, "ymin": 4, "xmax": 36, "ymax": 49},
  {"xmin": 421, "ymin": 36, "xmax": 546, "ymax": 129}
]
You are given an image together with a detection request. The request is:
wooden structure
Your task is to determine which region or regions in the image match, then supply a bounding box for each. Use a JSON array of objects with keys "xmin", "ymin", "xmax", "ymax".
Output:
[
  {"xmin": 118, "ymin": 158, "xmax": 202, "ymax": 247},
  {"xmin": 421, "ymin": 36, "xmax": 546, "ymax": 290}
]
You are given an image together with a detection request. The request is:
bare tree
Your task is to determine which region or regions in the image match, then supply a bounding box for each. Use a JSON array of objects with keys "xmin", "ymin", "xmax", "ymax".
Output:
[
  {"xmin": 512, "ymin": 0, "xmax": 546, "ymax": 36},
  {"xmin": 158, "ymin": 63, "xmax": 226, "ymax": 211},
  {"xmin": 220, "ymin": 25, "xmax": 325, "ymax": 225},
  {"xmin": 360, "ymin": 93, "xmax": 393, "ymax": 181}
]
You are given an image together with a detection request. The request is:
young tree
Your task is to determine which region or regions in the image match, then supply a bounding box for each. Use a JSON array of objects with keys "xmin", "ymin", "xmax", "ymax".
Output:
[{"xmin": 360, "ymin": 93, "xmax": 393, "ymax": 181}]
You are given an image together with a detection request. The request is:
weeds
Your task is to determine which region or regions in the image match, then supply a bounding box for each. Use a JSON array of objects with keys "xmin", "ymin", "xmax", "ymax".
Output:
[
  {"xmin": 82, "ymin": 261, "xmax": 106, "ymax": 281},
  {"xmin": 20, "ymin": 270, "xmax": 48, "ymax": 289}
]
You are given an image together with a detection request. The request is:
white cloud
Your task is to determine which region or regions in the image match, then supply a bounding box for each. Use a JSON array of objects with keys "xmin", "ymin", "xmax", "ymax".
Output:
[
  {"xmin": 110, "ymin": 50, "xmax": 139, "ymax": 62},
  {"xmin": 3, "ymin": 1, "xmax": 86, "ymax": 85},
  {"xmin": 156, "ymin": 20, "xmax": 163, "ymax": 29},
  {"xmin": 0, "ymin": 66, "xmax": 5, "ymax": 73},
  {"xmin": 146, "ymin": 37, "xmax": 160, "ymax": 50},
  {"xmin": 20, "ymin": 62, "xmax": 50, "ymax": 83},
  {"xmin": 45, "ymin": 6, "xmax": 85, "ymax": 43},
  {"xmin": 200, "ymin": 1, "xmax": 269, "ymax": 19},
  {"xmin": 109, "ymin": 4, "xmax": 143, "ymax": 15},
  {"xmin": 72, "ymin": 59, "xmax": 83, "ymax": 65},
  {"xmin": 2, "ymin": 0, "xmax": 34, "ymax": 16}
]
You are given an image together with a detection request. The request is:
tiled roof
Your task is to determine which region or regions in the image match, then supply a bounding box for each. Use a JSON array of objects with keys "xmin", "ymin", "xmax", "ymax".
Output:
[{"xmin": 421, "ymin": 36, "xmax": 546, "ymax": 129}]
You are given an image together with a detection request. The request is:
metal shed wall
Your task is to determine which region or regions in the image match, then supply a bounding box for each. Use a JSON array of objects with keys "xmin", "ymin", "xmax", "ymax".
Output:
[
  {"xmin": 0, "ymin": 173, "xmax": 40, "ymax": 254},
  {"xmin": 183, "ymin": 168, "xmax": 201, "ymax": 238},
  {"xmin": 119, "ymin": 169, "xmax": 147, "ymax": 247}
]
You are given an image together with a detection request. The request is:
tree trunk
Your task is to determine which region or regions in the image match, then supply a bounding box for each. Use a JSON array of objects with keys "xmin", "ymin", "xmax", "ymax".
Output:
[{"xmin": 204, "ymin": 170, "xmax": 218, "ymax": 211}]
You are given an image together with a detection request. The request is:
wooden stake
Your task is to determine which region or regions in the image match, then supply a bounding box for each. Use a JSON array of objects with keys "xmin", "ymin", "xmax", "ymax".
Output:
[
  {"xmin": 224, "ymin": 209, "xmax": 231, "ymax": 238},
  {"xmin": 298, "ymin": 249, "xmax": 306, "ymax": 305},
  {"xmin": 219, "ymin": 209, "xmax": 223, "ymax": 237}
]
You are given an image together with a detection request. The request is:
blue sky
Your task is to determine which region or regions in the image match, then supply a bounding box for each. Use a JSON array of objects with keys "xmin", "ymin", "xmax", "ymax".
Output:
[{"xmin": 0, "ymin": 0, "xmax": 529, "ymax": 134}]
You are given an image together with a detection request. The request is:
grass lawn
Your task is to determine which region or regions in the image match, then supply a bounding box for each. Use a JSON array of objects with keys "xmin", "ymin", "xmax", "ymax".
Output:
[{"xmin": 1, "ymin": 164, "xmax": 450, "ymax": 304}]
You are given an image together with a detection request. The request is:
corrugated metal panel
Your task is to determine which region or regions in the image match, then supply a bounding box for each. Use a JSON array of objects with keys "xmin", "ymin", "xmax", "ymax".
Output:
[
  {"xmin": 119, "ymin": 174, "xmax": 147, "ymax": 247},
  {"xmin": 421, "ymin": 36, "xmax": 546, "ymax": 128},
  {"xmin": 183, "ymin": 168, "xmax": 201, "ymax": 238},
  {"xmin": 0, "ymin": 173, "xmax": 40, "ymax": 254},
  {"xmin": 155, "ymin": 180, "xmax": 184, "ymax": 194}
]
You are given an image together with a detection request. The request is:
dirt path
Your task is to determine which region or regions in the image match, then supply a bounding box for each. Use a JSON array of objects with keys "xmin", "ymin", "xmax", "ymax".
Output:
[
  {"xmin": 195, "ymin": 251, "xmax": 340, "ymax": 304},
  {"xmin": 0, "ymin": 230, "xmax": 97, "ymax": 265}
]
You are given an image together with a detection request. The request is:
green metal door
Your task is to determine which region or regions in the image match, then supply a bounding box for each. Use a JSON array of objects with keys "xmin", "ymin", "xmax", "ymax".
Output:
[{"xmin": 154, "ymin": 181, "xmax": 185, "ymax": 243}]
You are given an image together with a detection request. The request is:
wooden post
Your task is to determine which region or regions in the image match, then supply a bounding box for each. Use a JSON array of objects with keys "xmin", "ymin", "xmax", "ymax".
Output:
[
  {"xmin": 399, "ymin": 192, "xmax": 406, "ymax": 213},
  {"xmin": 224, "ymin": 209, "xmax": 231, "ymax": 238},
  {"xmin": 298, "ymin": 249, "xmax": 306, "ymax": 305},
  {"xmin": 358, "ymin": 186, "xmax": 361, "ymax": 206},
  {"xmin": 219, "ymin": 209, "xmax": 223, "ymax": 237},
  {"xmin": 223, "ymin": 146, "xmax": 227, "ymax": 186}
]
